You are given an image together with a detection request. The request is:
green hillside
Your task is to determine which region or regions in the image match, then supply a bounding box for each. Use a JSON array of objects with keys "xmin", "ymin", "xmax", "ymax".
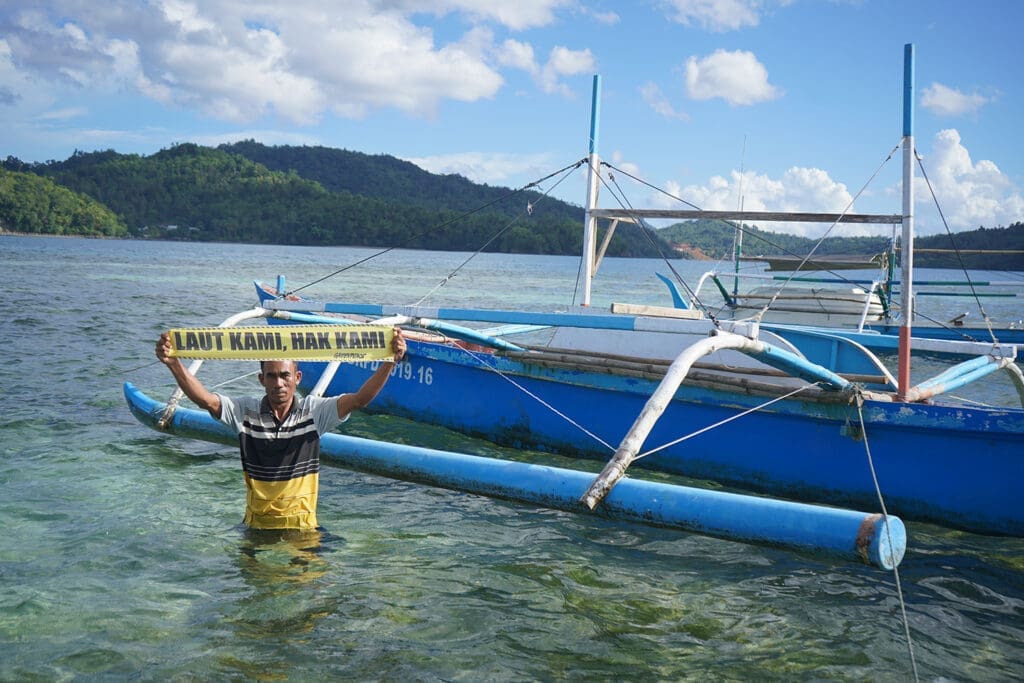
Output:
[
  {"xmin": 218, "ymin": 140, "xmax": 583, "ymax": 224},
  {"xmin": 0, "ymin": 167, "xmax": 126, "ymax": 237},
  {"xmin": 657, "ymin": 219, "xmax": 890, "ymax": 259},
  {"xmin": 2, "ymin": 144, "xmax": 674, "ymax": 257}
]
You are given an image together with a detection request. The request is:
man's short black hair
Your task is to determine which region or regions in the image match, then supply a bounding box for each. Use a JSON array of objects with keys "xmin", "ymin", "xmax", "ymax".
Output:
[{"xmin": 259, "ymin": 359, "xmax": 298, "ymax": 372}]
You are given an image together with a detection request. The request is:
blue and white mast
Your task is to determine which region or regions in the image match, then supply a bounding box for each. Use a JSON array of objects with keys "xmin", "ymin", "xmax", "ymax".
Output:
[
  {"xmin": 580, "ymin": 74, "xmax": 602, "ymax": 307},
  {"xmin": 898, "ymin": 43, "xmax": 915, "ymax": 399}
]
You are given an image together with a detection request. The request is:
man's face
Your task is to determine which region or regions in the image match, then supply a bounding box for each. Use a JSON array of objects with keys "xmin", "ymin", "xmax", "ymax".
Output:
[{"xmin": 258, "ymin": 361, "xmax": 302, "ymax": 408}]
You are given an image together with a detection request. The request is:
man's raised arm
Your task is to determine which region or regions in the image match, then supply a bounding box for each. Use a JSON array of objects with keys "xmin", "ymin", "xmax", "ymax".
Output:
[{"xmin": 156, "ymin": 332, "xmax": 223, "ymax": 419}]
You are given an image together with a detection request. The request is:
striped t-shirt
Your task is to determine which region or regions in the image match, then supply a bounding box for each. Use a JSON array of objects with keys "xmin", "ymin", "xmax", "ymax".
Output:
[{"xmin": 218, "ymin": 394, "xmax": 345, "ymax": 530}]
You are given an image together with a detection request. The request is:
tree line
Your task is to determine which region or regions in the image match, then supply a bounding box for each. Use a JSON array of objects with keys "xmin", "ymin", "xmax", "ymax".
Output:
[
  {"xmin": 657, "ymin": 219, "xmax": 1024, "ymax": 270},
  {"xmin": 0, "ymin": 143, "xmax": 674, "ymax": 258}
]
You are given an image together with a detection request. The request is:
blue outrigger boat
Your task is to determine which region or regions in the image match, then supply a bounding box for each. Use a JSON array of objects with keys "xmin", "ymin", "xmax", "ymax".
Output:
[
  {"xmin": 242, "ymin": 281, "xmax": 1024, "ymax": 537},
  {"xmin": 127, "ymin": 46, "xmax": 1023, "ymax": 546}
]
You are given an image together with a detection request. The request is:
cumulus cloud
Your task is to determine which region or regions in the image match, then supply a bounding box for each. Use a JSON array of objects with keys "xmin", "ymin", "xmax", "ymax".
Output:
[
  {"xmin": 0, "ymin": 40, "xmax": 23, "ymax": 105},
  {"xmin": 606, "ymin": 150, "xmax": 643, "ymax": 181},
  {"xmin": 0, "ymin": 36, "xmax": 63, "ymax": 114},
  {"xmin": 496, "ymin": 39, "xmax": 595, "ymax": 97},
  {"xmin": 398, "ymin": 0, "xmax": 574, "ymax": 31},
  {"xmin": 641, "ymin": 129, "xmax": 1024, "ymax": 238},
  {"xmin": 191, "ymin": 129, "xmax": 322, "ymax": 149},
  {"xmin": 919, "ymin": 128, "xmax": 1024, "ymax": 231},
  {"xmin": 640, "ymin": 81, "xmax": 689, "ymax": 120},
  {"xmin": 405, "ymin": 150, "xmax": 557, "ymax": 186},
  {"xmin": 920, "ymin": 82, "xmax": 990, "ymax": 117},
  {"xmin": 0, "ymin": 0, "xmax": 594, "ymax": 127},
  {"xmin": 496, "ymin": 39, "xmax": 537, "ymax": 71},
  {"xmin": 672, "ymin": 167, "xmax": 857, "ymax": 236},
  {"xmin": 37, "ymin": 106, "xmax": 87, "ymax": 121},
  {"xmin": 586, "ymin": 10, "xmax": 621, "ymax": 25},
  {"xmin": 684, "ymin": 49, "xmax": 781, "ymax": 105},
  {"xmin": 539, "ymin": 46, "xmax": 596, "ymax": 95},
  {"xmin": 663, "ymin": 0, "xmax": 763, "ymax": 32}
]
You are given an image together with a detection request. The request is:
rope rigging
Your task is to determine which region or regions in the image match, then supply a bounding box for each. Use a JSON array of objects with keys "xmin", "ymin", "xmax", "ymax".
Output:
[
  {"xmin": 413, "ymin": 160, "xmax": 584, "ymax": 307},
  {"xmin": 597, "ymin": 157, "xmax": 897, "ymax": 312},
  {"xmin": 751, "ymin": 141, "xmax": 902, "ymax": 322},
  {"xmin": 914, "ymin": 148, "xmax": 999, "ymax": 345},
  {"xmin": 281, "ymin": 158, "xmax": 587, "ymax": 299},
  {"xmin": 854, "ymin": 393, "xmax": 920, "ymax": 683},
  {"xmin": 587, "ymin": 159, "xmax": 723, "ymax": 328}
]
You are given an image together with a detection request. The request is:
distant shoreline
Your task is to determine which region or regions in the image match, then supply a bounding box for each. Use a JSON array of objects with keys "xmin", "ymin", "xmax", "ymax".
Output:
[
  {"xmin": 0, "ymin": 229, "xmax": 120, "ymax": 240},
  {"xmin": 4, "ymin": 230, "xmax": 1020, "ymax": 271}
]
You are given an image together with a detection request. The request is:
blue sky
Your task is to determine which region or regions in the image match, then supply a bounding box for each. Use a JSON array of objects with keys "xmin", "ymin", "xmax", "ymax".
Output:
[{"xmin": 1, "ymin": 0, "xmax": 1021, "ymax": 237}]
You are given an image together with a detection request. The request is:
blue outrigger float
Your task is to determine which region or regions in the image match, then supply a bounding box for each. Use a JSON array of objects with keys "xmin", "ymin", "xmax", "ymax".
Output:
[
  {"xmin": 126, "ymin": 46, "xmax": 1023, "ymax": 564},
  {"xmin": 124, "ymin": 382, "xmax": 906, "ymax": 569}
]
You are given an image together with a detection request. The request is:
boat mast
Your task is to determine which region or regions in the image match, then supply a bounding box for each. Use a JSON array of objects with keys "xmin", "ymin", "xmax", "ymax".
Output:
[
  {"xmin": 897, "ymin": 43, "xmax": 915, "ymax": 399},
  {"xmin": 580, "ymin": 74, "xmax": 602, "ymax": 307},
  {"xmin": 733, "ymin": 136, "xmax": 747, "ymax": 299}
]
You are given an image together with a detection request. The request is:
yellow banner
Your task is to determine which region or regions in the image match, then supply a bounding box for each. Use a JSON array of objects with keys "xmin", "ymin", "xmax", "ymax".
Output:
[{"xmin": 167, "ymin": 325, "xmax": 395, "ymax": 362}]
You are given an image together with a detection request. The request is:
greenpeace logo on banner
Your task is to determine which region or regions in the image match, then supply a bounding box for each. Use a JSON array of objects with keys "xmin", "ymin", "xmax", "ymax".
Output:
[{"xmin": 168, "ymin": 325, "xmax": 394, "ymax": 362}]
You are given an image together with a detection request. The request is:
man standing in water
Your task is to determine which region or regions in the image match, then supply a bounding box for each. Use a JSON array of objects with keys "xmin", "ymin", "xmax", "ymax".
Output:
[{"xmin": 155, "ymin": 329, "xmax": 406, "ymax": 531}]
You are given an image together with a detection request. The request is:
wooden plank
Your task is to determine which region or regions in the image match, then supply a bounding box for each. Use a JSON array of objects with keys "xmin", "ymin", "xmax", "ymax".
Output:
[
  {"xmin": 610, "ymin": 302, "xmax": 705, "ymax": 319},
  {"xmin": 588, "ymin": 209, "xmax": 904, "ymax": 224}
]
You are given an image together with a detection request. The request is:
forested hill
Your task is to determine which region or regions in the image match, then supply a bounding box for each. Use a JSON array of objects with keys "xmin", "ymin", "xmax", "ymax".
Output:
[
  {"xmin": 657, "ymin": 219, "xmax": 1024, "ymax": 270},
  {"xmin": 0, "ymin": 167, "xmax": 126, "ymax": 237},
  {"xmin": 218, "ymin": 140, "xmax": 583, "ymax": 224},
  {"xmin": 1, "ymin": 143, "xmax": 674, "ymax": 258}
]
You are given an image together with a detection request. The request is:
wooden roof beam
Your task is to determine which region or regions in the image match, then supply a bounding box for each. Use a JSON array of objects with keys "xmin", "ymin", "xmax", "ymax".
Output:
[{"xmin": 588, "ymin": 209, "xmax": 903, "ymax": 225}]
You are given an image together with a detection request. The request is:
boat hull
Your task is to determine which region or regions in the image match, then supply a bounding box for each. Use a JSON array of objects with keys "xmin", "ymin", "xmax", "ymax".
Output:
[{"xmin": 294, "ymin": 339, "xmax": 1024, "ymax": 536}]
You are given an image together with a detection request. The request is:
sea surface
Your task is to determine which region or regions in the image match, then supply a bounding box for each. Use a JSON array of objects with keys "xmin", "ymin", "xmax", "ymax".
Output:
[{"xmin": 2, "ymin": 235, "xmax": 1022, "ymax": 681}]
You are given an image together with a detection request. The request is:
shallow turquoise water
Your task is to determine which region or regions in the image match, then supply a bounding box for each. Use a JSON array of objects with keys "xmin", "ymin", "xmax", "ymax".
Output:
[{"xmin": 2, "ymin": 235, "xmax": 1022, "ymax": 680}]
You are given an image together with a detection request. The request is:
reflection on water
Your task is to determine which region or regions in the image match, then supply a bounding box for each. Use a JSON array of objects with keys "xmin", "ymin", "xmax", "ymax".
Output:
[{"xmin": 236, "ymin": 526, "xmax": 340, "ymax": 584}]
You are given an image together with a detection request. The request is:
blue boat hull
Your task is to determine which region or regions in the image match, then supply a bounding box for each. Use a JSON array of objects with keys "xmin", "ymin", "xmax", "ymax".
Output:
[{"xmin": 291, "ymin": 340, "xmax": 1024, "ymax": 536}]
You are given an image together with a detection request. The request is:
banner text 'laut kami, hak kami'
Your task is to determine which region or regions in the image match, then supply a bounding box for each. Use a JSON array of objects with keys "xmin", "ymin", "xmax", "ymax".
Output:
[{"xmin": 167, "ymin": 325, "xmax": 396, "ymax": 362}]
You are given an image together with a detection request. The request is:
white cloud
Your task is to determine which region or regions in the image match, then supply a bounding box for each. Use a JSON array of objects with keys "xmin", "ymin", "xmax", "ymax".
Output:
[
  {"xmin": 631, "ymin": 128, "xmax": 1024, "ymax": 238},
  {"xmin": 659, "ymin": 167, "xmax": 859, "ymax": 237},
  {"xmin": 497, "ymin": 39, "xmax": 537, "ymax": 71},
  {"xmin": 497, "ymin": 39, "xmax": 595, "ymax": 97},
  {"xmin": 586, "ymin": 10, "xmax": 621, "ymax": 26},
  {"xmin": 405, "ymin": 150, "xmax": 557, "ymax": 186},
  {"xmin": 397, "ymin": 0, "xmax": 574, "ymax": 31},
  {"xmin": 663, "ymin": 0, "xmax": 763, "ymax": 32},
  {"xmin": 607, "ymin": 151, "xmax": 643, "ymax": 181},
  {"xmin": 159, "ymin": 0, "xmax": 218, "ymax": 34},
  {"xmin": 190, "ymin": 129, "xmax": 322, "ymax": 149},
  {"xmin": 684, "ymin": 49, "xmax": 781, "ymax": 106},
  {"xmin": 539, "ymin": 46, "xmax": 596, "ymax": 96},
  {"xmin": 0, "ymin": 0, "xmax": 597, "ymax": 126},
  {"xmin": 37, "ymin": 106, "xmax": 87, "ymax": 121},
  {"xmin": 640, "ymin": 81, "xmax": 689, "ymax": 120},
  {"xmin": 918, "ymin": 128, "xmax": 1024, "ymax": 231},
  {"xmin": 920, "ymin": 82, "xmax": 989, "ymax": 117}
]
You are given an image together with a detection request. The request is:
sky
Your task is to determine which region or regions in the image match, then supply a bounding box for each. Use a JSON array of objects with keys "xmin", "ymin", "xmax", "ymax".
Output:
[{"xmin": 1, "ymin": 0, "xmax": 1022, "ymax": 238}]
